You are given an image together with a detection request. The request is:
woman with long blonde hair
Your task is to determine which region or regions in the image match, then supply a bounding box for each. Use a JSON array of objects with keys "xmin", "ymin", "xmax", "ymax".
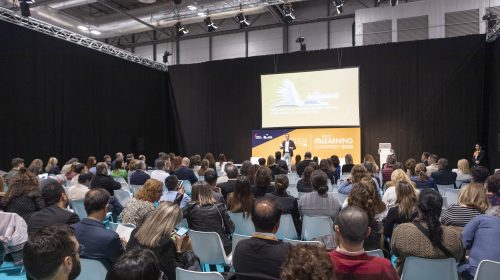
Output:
[
  {"xmin": 45, "ymin": 157, "xmax": 60, "ymax": 175},
  {"xmin": 441, "ymin": 183, "xmax": 490, "ymax": 227},
  {"xmin": 456, "ymin": 159, "xmax": 472, "ymax": 182},
  {"xmin": 383, "ymin": 169, "xmax": 417, "ymax": 207}
]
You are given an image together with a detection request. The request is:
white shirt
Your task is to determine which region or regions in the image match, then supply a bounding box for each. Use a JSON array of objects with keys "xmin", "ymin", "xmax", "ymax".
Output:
[
  {"xmin": 150, "ymin": 170, "xmax": 170, "ymax": 185},
  {"xmin": 68, "ymin": 184, "xmax": 89, "ymax": 201},
  {"xmin": 285, "ymin": 140, "xmax": 290, "ymax": 152}
]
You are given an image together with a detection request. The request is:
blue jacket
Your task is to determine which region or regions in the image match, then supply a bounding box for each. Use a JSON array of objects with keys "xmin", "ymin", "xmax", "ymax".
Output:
[
  {"xmin": 174, "ymin": 166, "xmax": 198, "ymax": 184},
  {"xmin": 130, "ymin": 170, "xmax": 150, "ymax": 185}
]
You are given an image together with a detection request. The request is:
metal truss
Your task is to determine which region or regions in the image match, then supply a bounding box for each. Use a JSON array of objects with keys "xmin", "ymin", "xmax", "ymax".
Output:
[{"xmin": 0, "ymin": 7, "xmax": 168, "ymax": 72}]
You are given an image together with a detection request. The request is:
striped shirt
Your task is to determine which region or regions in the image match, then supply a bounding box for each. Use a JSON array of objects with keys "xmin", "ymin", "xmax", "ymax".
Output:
[{"xmin": 440, "ymin": 204, "xmax": 482, "ymax": 227}]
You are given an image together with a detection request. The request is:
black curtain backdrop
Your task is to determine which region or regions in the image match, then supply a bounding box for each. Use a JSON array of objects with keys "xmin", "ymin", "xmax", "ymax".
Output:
[
  {"xmin": 486, "ymin": 38, "xmax": 500, "ymax": 169},
  {"xmin": 169, "ymin": 35, "xmax": 494, "ymax": 167},
  {"xmin": 0, "ymin": 20, "xmax": 180, "ymax": 169}
]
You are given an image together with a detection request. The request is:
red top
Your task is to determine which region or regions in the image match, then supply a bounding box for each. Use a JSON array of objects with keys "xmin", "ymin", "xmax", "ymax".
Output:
[{"xmin": 329, "ymin": 250, "xmax": 400, "ymax": 280}]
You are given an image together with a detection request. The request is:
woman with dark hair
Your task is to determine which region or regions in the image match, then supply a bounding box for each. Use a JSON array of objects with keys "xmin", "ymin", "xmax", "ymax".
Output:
[
  {"xmin": 331, "ymin": 155, "xmax": 341, "ymax": 182},
  {"xmin": 391, "ymin": 189, "xmax": 464, "ymax": 273},
  {"xmin": 298, "ymin": 170, "xmax": 341, "ymax": 221},
  {"xmin": 281, "ymin": 244, "xmax": 334, "ymax": 280},
  {"xmin": 183, "ymin": 182, "xmax": 234, "ymax": 254},
  {"xmin": 266, "ymin": 174, "xmax": 302, "ymax": 234},
  {"xmin": 472, "ymin": 143, "xmax": 485, "ymax": 166},
  {"xmin": 341, "ymin": 154, "xmax": 355, "ymax": 174},
  {"xmin": 405, "ymin": 158, "xmax": 417, "ymax": 177},
  {"xmin": 204, "ymin": 153, "xmax": 216, "ymax": 171},
  {"xmin": 291, "ymin": 154, "xmax": 301, "ymax": 173},
  {"xmin": 251, "ymin": 167, "xmax": 275, "ymax": 198},
  {"xmin": 197, "ymin": 159, "xmax": 210, "ymax": 176},
  {"xmin": 27, "ymin": 159, "xmax": 44, "ymax": 175},
  {"xmin": 297, "ymin": 166, "xmax": 314, "ymax": 193},
  {"xmin": 410, "ymin": 163, "xmax": 437, "ymax": 190},
  {"xmin": 216, "ymin": 153, "xmax": 227, "ymax": 175},
  {"xmin": 239, "ymin": 160, "xmax": 252, "ymax": 177},
  {"xmin": 485, "ymin": 173, "xmax": 500, "ymax": 206},
  {"xmin": 111, "ymin": 159, "xmax": 128, "ymax": 182},
  {"xmin": 227, "ymin": 176, "xmax": 255, "ymax": 217},
  {"xmin": 106, "ymin": 248, "xmax": 162, "ymax": 280},
  {"xmin": 267, "ymin": 154, "xmax": 286, "ymax": 180},
  {"xmin": 70, "ymin": 163, "xmax": 87, "ymax": 186},
  {"xmin": 383, "ymin": 181, "xmax": 418, "ymax": 240},
  {"xmin": 0, "ymin": 168, "xmax": 44, "ymax": 222},
  {"xmin": 319, "ymin": 159, "xmax": 335, "ymax": 185},
  {"xmin": 247, "ymin": 164, "xmax": 260, "ymax": 185},
  {"xmin": 86, "ymin": 156, "xmax": 97, "ymax": 172}
]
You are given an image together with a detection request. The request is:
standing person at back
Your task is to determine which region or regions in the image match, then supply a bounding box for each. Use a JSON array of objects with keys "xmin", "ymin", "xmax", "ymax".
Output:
[
  {"xmin": 233, "ymin": 197, "xmax": 291, "ymax": 280},
  {"xmin": 296, "ymin": 152, "xmax": 314, "ymax": 177},
  {"xmin": 280, "ymin": 134, "xmax": 296, "ymax": 170}
]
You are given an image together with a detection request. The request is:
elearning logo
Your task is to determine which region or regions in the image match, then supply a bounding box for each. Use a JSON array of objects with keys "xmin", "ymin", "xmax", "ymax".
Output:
[{"xmin": 270, "ymin": 79, "xmax": 339, "ymax": 109}]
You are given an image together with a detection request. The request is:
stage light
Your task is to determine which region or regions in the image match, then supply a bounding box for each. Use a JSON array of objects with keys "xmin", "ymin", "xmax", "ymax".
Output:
[
  {"xmin": 334, "ymin": 0, "xmax": 344, "ymax": 15},
  {"xmin": 175, "ymin": 22, "xmax": 189, "ymax": 37},
  {"xmin": 20, "ymin": 0, "xmax": 34, "ymax": 17},
  {"xmin": 90, "ymin": 30, "xmax": 101, "ymax": 35},
  {"xmin": 78, "ymin": 25, "xmax": 89, "ymax": 31},
  {"xmin": 205, "ymin": 16, "xmax": 218, "ymax": 32},
  {"xmin": 282, "ymin": 3, "xmax": 295, "ymax": 23},
  {"xmin": 236, "ymin": 13, "xmax": 250, "ymax": 29},
  {"xmin": 390, "ymin": 0, "xmax": 398, "ymax": 6},
  {"xmin": 162, "ymin": 51, "xmax": 171, "ymax": 63},
  {"xmin": 296, "ymin": 36, "xmax": 306, "ymax": 51},
  {"xmin": 484, "ymin": 13, "xmax": 498, "ymax": 29}
]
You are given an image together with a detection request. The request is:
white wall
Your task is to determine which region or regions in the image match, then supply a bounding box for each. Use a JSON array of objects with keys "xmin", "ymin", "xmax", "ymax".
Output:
[
  {"xmin": 212, "ymin": 33, "xmax": 246, "ymax": 61},
  {"xmin": 134, "ymin": 45, "xmax": 154, "ymax": 61},
  {"xmin": 288, "ymin": 21, "xmax": 328, "ymax": 52},
  {"xmin": 248, "ymin": 28, "xmax": 283, "ymax": 57},
  {"xmin": 330, "ymin": 18, "xmax": 354, "ymax": 49},
  {"xmin": 179, "ymin": 37, "xmax": 210, "ymax": 64}
]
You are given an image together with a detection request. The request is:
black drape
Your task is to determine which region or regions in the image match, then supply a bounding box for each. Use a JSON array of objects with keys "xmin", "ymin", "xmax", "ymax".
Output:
[
  {"xmin": 169, "ymin": 35, "xmax": 490, "ymax": 166},
  {"xmin": 0, "ymin": 20, "xmax": 179, "ymax": 169},
  {"xmin": 486, "ymin": 38, "xmax": 500, "ymax": 169}
]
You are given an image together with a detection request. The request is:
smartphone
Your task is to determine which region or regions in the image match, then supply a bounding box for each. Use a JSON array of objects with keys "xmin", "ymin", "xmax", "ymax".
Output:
[
  {"xmin": 177, "ymin": 180, "xmax": 184, "ymax": 188},
  {"xmin": 175, "ymin": 227, "xmax": 188, "ymax": 237}
]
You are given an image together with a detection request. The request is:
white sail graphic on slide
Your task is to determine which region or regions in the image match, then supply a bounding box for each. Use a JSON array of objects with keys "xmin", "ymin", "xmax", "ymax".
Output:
[{"xmin": 271, "ymin": 79, "xmax": 302, "ymax": 107}]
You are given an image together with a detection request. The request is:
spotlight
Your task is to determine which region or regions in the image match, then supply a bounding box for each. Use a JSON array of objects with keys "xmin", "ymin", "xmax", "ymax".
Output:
[
  {"xmin": 483, "ymin": 13, "xmax": 498, "ymax": 29},
  {"xmin": 236, "ymin": 13, "xmax": 250, "ymax": 29},
  {"xmin": 162, "ymin": 51, "xmax": 171, "ymax": 63},
  {"xmin": 334, "ymin": 0, "xmax": 344, "ymax": 15},
  {"xmin": 390, "ymin": 0, "xmax": 398, "ymax": 6},
  {"xmin": 20, "ymin": 0, "xmax": 34, "ymax": 17},
  {"xmin": 282, "ymin": 3, "xmax": 295, "ymax": 22},
  {"xmin": 205, "ymin": 17, "xmax": 218, "ymax": 32},
  {"xmin": 175, "ymin": 22, "xmax": 188, "ymax": 37},
  {"xmin": 296, "ymin": 36, "xmax": 306, "ymax": 51}
]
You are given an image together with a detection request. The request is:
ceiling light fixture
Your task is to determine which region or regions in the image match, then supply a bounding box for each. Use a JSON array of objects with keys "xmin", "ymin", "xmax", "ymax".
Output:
[
  {"xmin": 390, "ymin": 0, "xmax": 398, "ymax": 6},
  {"xmin": 20, "ymin": 0, "xmax": 34, "ymax": 17},
  {"xmin": 205, "ymin": 16, "xmax": 218, "ymax": 32},
  {"xmin": 236, "ymin": 4, "xmax": 250, "ymax": 29},
  {"xmin": 334, "ymin": 0, "xmax": 344, "ymax": 14},
  {"xmin": 175, "ymin": 22, "xmax": 189, "ymax": 37},
  {"xmin": 282, "ymin": 3, "xmax": 295, "ymax": 22}
]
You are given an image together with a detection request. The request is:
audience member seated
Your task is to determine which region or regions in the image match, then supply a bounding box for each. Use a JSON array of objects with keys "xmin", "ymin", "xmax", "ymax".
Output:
[
  {"xmin": 410, "ymin": 163, "xmax": 437, "ymax": 191},
  {"xmin": 127, "ymin": 203, "xmax": 188, "ymax": 280},
  {"xmin": 28, "ymin": 159, "xmax": 44, "ymax": 176},
  {"xmin": 425, "ymin": 154, "xmax": 439, "ymax": 176},
  {"xmin": 331, "ymin": 155, "xmax": 341, "ymax": 182},
  {"xmin": 383, "ymin": 170, "xmax": 415, "ymax": 208},
  {"xmin": 329, "ymin": 206, "xmax": 399, "ymax": 280},
  {"xmin": 160, "ymin": 175, "xmax": 190, "ymax": 208},
  {"xmin": 150, "ymin": 159, "xmax": 170, "ymax": 185},
  {"xmin": 110, "ymin": 159, "xmax": 128, "ymax": 182},
  {"xmin": 358, "ymin": 179, "xmax": 387, "ymax": 222},
  {"xmin": 296, "ymin": 152, "xmax": 314, "ymax": 177},
  {"xmin": 70, "ymin": 163, "xmax": 86, "ymax": 186},
  {"xmin": 106, "ymin": 248, "xmax": 161, "ymax": 280},
  {"xmin": 266, "ymin": 174, "xmax": 302, "ymax": 234},
  {"xmin": 183, "ymin": 182, "xmax": 234, "ymax": 254},
  {"xmin": 281, "ymin": 244, "xmax": 334, "ymax": 280},
  {"xmin": 364, "ymin": 161, "xmax": 382, "ymax": 194},
  {"xmin": 458, "ymin": 206, "xmax": 500, "ymax": 280},
  {"xmin": 469, "ymin": 166, "xmax": 491, "ymax": 184},
  {"xmin": 111, "ymin": 153, "xmax": 124, "ymax": 171},
  {"xmin": 239, "ymin": 160, "xmax": 252, "ymax": 177},
  {"xmin": 5, "ymin": 157, "xmax": 25, "ymax": 186},
  {"xmin": 251, "ymin": 166, "xmax": 275, "ymax": 198},
  {"xmin": 86, "ymin": 156, "xmax": 97, "ymax": 174},
  {"xmin": 383, "ymin": 181, "xmax": 418, "ymax": 241},
  {"xmin": 275, "ymin": 151, "xmax": 289, "ymax": 173},
  {"xmin": 233, "ymin": 197, "xmax": 291, "ymax": 280},
  {"xmin": 319, "ymin": 159, "xmax": 335, "ymax": 185},
  {"xmin": 267, "ymin": 155, "xmax": 287, "ymax": 180},
  {"xmin": 204, "ymin": 170, "xmax": 224, "ymax": 203},
  {"xmin": 485, "ymin": 173, "xmax": 500, "ymax": 206},
  {"xmin": 440, "ymin": 183, "xmax": 489, "ymax": 228},
  {"xmin": 71, "ymin": 188, "xmax": 124, "ymax": 269},
  {"xmin": 1, "ymin": 168, "xmax": 44, "ymax": 222},
  {"xmin": 217, "ymin": 164, "xmax": 239, "ymax": 200},
  {"xmin": 341, "ymin": 154, "xmax": 355, "ymax": 174},
  {"xmin": 28, "ymin": 179, "xmax": 79, "ymax": 234},
  {"xmin": 174, "ymin": 157, "xmax": 198, "ymax": 185},
  {"xmin": 346, "ymin": 182, "xmax": 384, "ymax": 251},
  {"xmin": 381, "ymin": 155, "xmax": 396, "ymax": 186},
  {"xmin": 90, "ymin": 162, "xmax": 123, "ymax": 220},
  {"xmin": 197, "ymin": 159, "xmax": 210, "ymax": 176},
  {"xmin": 119, "ymin": 179, "xmax": 162, "ymax": 227},
  {"xmin": 216, "ymin": 162, "xmax": 234, "ymax": 184},
  {"xmin": 45, "ymin": 157, "xmax": 61, "ymax": 175},
  {"xmin": 455, "ymin": 159, "xmax": 472, "ymax": 183},
  {"xmin": 23, "ymin": 225, "xmax": 81, "ymax": 280},
  {"xmin": 227, "ymin": 176, "xmax": 255, "ymax": 218},
  {"xmin": 129, "ymin": 160, "xmax": 150, "ymax": 186},
  {"xmin": 421, "ymin": 152, "xmax": 430, "ymax": 166},
  {"xmin": 291, "ymin": 155, "xmax": 301, "ymax": 173},
  {"xmin": 216, "ymin": 153, "xmax": 228, "ymax": 176},
  {"xmin": 391, "ymin": 189, "xmax": 464, "ymax": 273},
  {"xmin": 258, "ymin": 157, "xmax": 266, "ymax": 167},
  {"xmin": 338, "ymin": 165, "xmax": 369, "ymax": 195},
  {"xmin": 68, "ymin": 172, "xmax": 92, "ymax": 201},
  {"xmin": 299, "ymin": 170, "xmax": 341, "ymax": 221},
  {"xmin": 431, "ymin": 158, "xmax": 457, "ymax": 187},
  {"xmin": 296, "ymin": 166, "xmax": 314, "ymax": 193},
  {"xmin": 405, "ymin": 158, "xmax": 417, "ymax": 177}
]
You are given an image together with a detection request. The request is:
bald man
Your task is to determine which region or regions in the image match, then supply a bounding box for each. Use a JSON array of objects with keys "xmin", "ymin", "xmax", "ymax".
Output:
[
  {"xmin": 233, "ymin": 197, "xmax": 290, "ymax": 280},
  {"xmin": 174, "ymin": 157, "xmax": 198, "ymax": 184}
]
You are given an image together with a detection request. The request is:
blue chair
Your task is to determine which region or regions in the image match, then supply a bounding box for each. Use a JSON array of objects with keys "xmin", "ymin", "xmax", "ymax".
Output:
[
  {"xmin": 283, "ymin": 238, "xmax": 323, "ymax": 246},
  {"xmin": 70, "ymin": 200, "xmax": 87, "ymax": 220},
  {"xmin": 228, "ymin": 212, "xmax": 255, "ymax": 236},
  {"xmin": 301, "ymin": 216, "xmax": 333, "ymax": 241},
  {"xmin": 444, "ymin": 189, "xmax": 460, "ymax": 206},
  {"xmin": 129, "ymin": 184, "xmax": 142, "ymax": 195},
  {"xmin": 437, "ymin": 184, "xmax": 455, "ymax": 196},
  {"xmin": 276, "ymin": 214, "xmax": 298, "ymax": 240},
  {"xmin": 366, "ymin": 249, "xmax": 384, "ymax": 257},
  {"xmin": 76, "ymin": 259, "xmax": 107, "ymax": 280},
  {"xmin": 113, "ymin": 176, "xmax": 130, "ymax": 192},
  {"xmin": 0, "ymin": 262, "xmax": 25, "ymax": 279},
  {"xmin": 182, "ymin": 180, "xmax": 192, "ymax": 196},
  {"xmin": 188, "ymin": 230, "xmax": 231, "ymax": 272},
  {"xmin": 176, "ymin": 267, "xmax": 224, "ymax": 280},
  {"xmin": 114, "ymin": 189, "xmax": 132, "ymax": 207},
  {"xmin": 232, "ymin": 233, "xmax": 251, "ymax": 253},
  {"xmin": 401, "ymin": 257, "xmax": 458, "ymax": 280},
  {"xmin": 474, "ymin": 260, "xmax": 500, "ymax": 280},
  {"xmin": 336, "ymin": 193, "xmax": 348, "ymax": 204}
]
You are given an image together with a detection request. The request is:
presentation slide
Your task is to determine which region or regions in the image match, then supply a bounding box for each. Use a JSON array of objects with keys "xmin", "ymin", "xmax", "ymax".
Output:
[
  {"xmin": 261, "ymin": 67, "xmax": 359, "ymax": 128},
  {"xmin": 252, "ymin": 128, "xmax": 361, "ymax": 164}
]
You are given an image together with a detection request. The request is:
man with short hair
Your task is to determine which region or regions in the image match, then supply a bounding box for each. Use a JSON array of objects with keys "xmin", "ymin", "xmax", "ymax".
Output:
[
  {"xmin": 174, "ymin": 157, "xmax": 198, "ymax": 184},
  {"xmin": 204, "ymin": 170, "xmax": 224, "ymax": 203},
  {"xmin": 5, "ymin": 157, "xmax": 24, "ymax": 185},
  {"xmin": 431, "ymin": 158, "xmax": 457, "ymax": 188},
  {"xmin": 111, "ymin": 152, "xmax": 124, "ymax": 170},
  {"xmin": 150, "ymin": 159, "xmax": 170, "ymax": 184},
  {"xmin": 275, "ymin": 151, "xmax": 288, "ymax": 173},
  {"xmin": 258, "ymin": 158, "xmax": 266, "ymax": 166},
  {"xmin": 233, "ymin": 197, "xmax": 291, "ymax": 280},
  {"xmin": 329, "ymin": 206, "xmax": 399, "ymax": 280},
  {"xmin": 426, "ymin": 154, "xmax": 439, "ymax": 176},
  {"xmin": 129, "ymin": 160, "xmax": 150, "ymax": 185},
  {"xmin": 216, "ymin": 162, "xmax": 235, "ymax": 185},
  {"xmin": 159, "ymin": 175, "xmax": 191, "ymax": 208},
  {"xmin": 381, "ymin": 155, "xmax": 396, "ymax": 185},
  {"xmin": 23, "ymin": 225, "xmax": 81, "ymax": 280},
  {"xmin": 67, "ymin": 172, "xmax": 92, "ymax": 201},
  {"xmin": 71, "ymin": 188, "xmax": 124, "ymax": 269},
  {"xmin": 296, "ymin": 152, "xmax": 313, "ymax": 177},
  {"xmin": 217, "ymin": 164, "xmax": 239, "ymax": 200},
  {"xmin": 279, "ymin": 134, "xmax": 296, "ymax": 169},
  {"xmin": 28, "ymin": 180, "xmax": 80, "ymax": 234}
]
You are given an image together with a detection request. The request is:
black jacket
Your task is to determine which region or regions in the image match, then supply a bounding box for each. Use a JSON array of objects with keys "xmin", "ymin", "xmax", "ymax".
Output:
[
  {"xmin": 296, "ymin": 160, "xmax": 313, "ymax": 177},
  {"xmin": 28, "ymin": 204, "xmax": 80, "ymax": 234},
  {"xmin": 183, "ymin": 202, "xmax": 234, "ymax": 254},
  {"xmin": 90, "ymin": 174, "xmax": 121, "ymax": 196},
  {"xmin": 2, "ymin": 192, "xmax": 44, "ymax": 223},
  {"xmin": 431, "ymin": 170, "xmax": 457, "ymax": 187},
  {"xmin": 296, "ymin": 179, "xmax": 313, "ymax": 193},
  {"xmin": 218, "ymin": 179, "xmax": 237, "ymax": 200},
  {"xmin": 251, "ymin": 185, "xmax": 275, "ymax": 199},
  {"xmin": 265, "ymin": 191, "xmax": 302, "ymax": 234}
]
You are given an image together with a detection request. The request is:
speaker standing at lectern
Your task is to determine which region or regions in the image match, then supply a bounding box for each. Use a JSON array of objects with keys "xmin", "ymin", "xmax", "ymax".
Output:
[{"xmin": 280, "ymin": 134, "xmax": 296, "ymax": 171}]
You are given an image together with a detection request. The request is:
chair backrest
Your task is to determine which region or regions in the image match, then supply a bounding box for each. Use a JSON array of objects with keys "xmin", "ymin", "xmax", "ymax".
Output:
[
  {"xmin": 76, "ymin": 259, "xmax": 108, "ymax": 280},
  {"xmin": 437, "ymin": 184, "xmax": 455, "ymax": 196},
  {"xmin": 365, "ymin": 249, "xmax": 384, "ymax": 258},
  {"xmin": 401, "ymin": 257, "xmax": 458, "ymax": 280},
  {"xmin": 474, "ymin": 260, "xmax": 500, "ymax": 280},
  {"xmin": 301, "ymin": 216, "xmax": 333, "ymax": 241},
  {"xmin": 188, "ymin": 230, "xmax": 231, "ymax": 266},
  {"xmin": 276, "ymin": 214, "xmax": 298, "ymax": 240},
  {"xmin": 129, "ymin": 184, "xmax": 143, "ymax": 195},
  {"xmin": 182, "ymin": 180, "xmax": 192, "ymax": 196},
  {"xmin": 113, "ymin": 176, "xmax": 130, "ymax": 191},
  {"xmin": 444, "ymin": 189, "xmax": 460, "ymax": 206},
  {"xmin": 287, "ymin": 188, "xmax": 299, "ymax": 198},
  {"xmin": 176, "ymin": 267, "xmax": 224, "ymax": 280},
  {"xmin": 283, "ymin": 238, "xmax": 323, "ymax": 246},
  {"xmin": 336, "ymin": 193, "xmax": 348, "ymax": 204},
  {"xmin": 114, "ymin": 189, "xmax": 132, "ymax": 207},
  {"xmin": 232, "ymin": 233, "xmax": 252, "ymax": 253},
  {"xmin": 115, "ymin": 223, "xmax": 135, "ymax": 242},
  {"xmin": 228, "ymin": 212, "xmax": 255, "ymax": 236},
  {"xmin": 70, "ymin": 200, "xmax": 87, "ymax": 220}
]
